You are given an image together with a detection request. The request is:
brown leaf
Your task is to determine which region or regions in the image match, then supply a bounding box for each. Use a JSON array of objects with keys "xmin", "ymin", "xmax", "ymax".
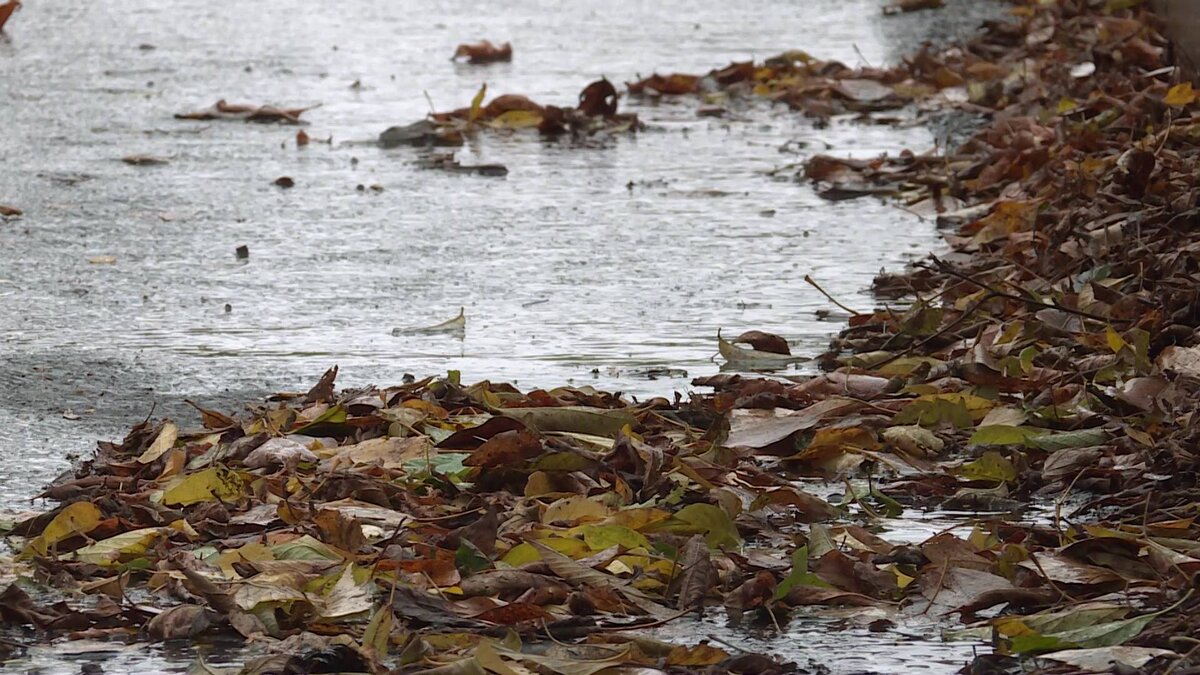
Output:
[
  {"xmin": 471, "ymin": 602, "xmax": 547, "ymax": 625},
  {"xmin": 438, "ymin": 416, "xmax": 527, "ymax": 449},
  {"xmin": 0, "ymin": 1, "xmax": 19, "ymax": 32},
  {"xmin": 627, "ymin": 73, "xmax": 700, "ymax": 96},
  {"xmin": 440, "ymin": 508, "xmax": 498, "ymax": 556},
  {"xmin": 724, "ymin": 571, "xmax": 777, "ymax": 614},
  {"xmin": 459, "ymin": 570, "xmax": 566, "ymax": 599},
  {"xmin": 676, "ymin": 534, "xmax": 712, "ymax": 613},
  {"xmin": 578, "ymin": 78, "xmax": 619, "ymax": 117},
  {"xmin": 145, "ymin": 605, "xmax": 214, "ymax": 641},
  {"xmin": 304, "ymin": 366, "xmax": 338, "ymax": 404},
  {"xmin": 314, "ymin": 508, "xmax": 368, "ymax": 552},
  {"xmin": 734, "ymin": 331, "xmax": 791, "ymax": 355},
  {"xmin": 783, "ymin": 586, "xmax": 877, "ymax": 607},
  {"xmin": 452, "ymin": 40, "xmax": 512, "ymax": 64},
  {"xmin": 464, "ymin": 429, "xmax": 542, "ymax": 467},
  {"xmin": 390, "ymin": 558, "xmax": 462, "ymax": 587},
  {"xmin": 184, "ymin": 399, "xmax": 236, "ymax": 429}
]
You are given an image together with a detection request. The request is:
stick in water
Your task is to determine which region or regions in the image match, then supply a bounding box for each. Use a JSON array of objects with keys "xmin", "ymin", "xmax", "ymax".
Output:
[{"xmin": 804, "ymin": 274, "xmax": 862, "ymax": 316}]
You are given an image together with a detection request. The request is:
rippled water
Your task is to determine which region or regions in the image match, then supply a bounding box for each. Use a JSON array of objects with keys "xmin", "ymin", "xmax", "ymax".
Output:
[{"xmin": 0, "ymin": 0, "xmax": 1002, "ymax": 672}]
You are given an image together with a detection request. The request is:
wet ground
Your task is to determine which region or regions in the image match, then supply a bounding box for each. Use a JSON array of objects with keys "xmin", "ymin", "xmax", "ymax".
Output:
[{"xmin": 1, "ymin": 0, "xmax": 1002, "ymax": 672}]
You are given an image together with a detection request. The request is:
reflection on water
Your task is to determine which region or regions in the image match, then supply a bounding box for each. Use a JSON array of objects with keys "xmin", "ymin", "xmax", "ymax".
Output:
[{"xmin": 0, "ymin": 0, "xmax": 1000, "ymax": 672}]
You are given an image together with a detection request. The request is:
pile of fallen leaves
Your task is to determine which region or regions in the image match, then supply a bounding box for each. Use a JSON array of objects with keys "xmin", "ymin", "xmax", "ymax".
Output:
[{"xmin": 763, "ymin": 0, "xmax": 1200, "ymax": 672}]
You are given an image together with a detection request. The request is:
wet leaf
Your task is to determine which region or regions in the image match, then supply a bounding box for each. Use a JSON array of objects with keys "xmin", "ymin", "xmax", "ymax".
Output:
[
  {"xmin": 70, "ymin": 528, "xmax": 166, "ymax": 566},
  {"xmin": 954, "ymin": 451, "xmax": 1017, "ymax": 483},
  {"xmin": 22, "ymin": 502, "xmax": 103, "ymax": 557},
  {"xmin": 675, "ymin": 534, "xmax": 712, "ymax": 612},
  {"xmin": 658, "ymin": 503, "xmax": 740, "ymax": 549},
  {"xmin": 162, "ymin": 465, "xmax": 246, "ymax": 506}
]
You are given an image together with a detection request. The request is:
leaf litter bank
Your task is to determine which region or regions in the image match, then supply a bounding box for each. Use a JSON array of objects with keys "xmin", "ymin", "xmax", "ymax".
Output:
[{"xmin": 5, "ymin": 3, "xmax": 1200, "ymax": 675}]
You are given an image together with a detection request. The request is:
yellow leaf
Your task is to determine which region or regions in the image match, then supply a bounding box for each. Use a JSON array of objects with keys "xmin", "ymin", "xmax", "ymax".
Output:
[
  {"xmin": 137, "ymin": 421, "xmax": 178, "ymax": 464},
  {"xmin": 487, "ymin": 109, "xmax": 543, "ymax": 129},
  {"xmin": 500, "ymin": 536, "xmax": 589, "ymax": 566},
  {"xmin": 667, "ymin": 643, "xmax": 729, "ymax": 666},
  {"xmin": 603, "ymin": 507, "xmax": 671, "ymax": 531},
  {"xmin": 1056, "ymin": 97, "xmax": 1077, "ymax": 114},
  {"xmin": 71, "ymin": 528, "xmax": 165, "ymax": 566},
  {"xmin": 215, "ymin": 542, "xmax": 275, "ymax": 577},
  {"xmin": 468, "ymin": 83, "xmax": 488, "ymax": 126},
  {"xmin": 168, "ymin": 518, "xmax": 200, "ymax": 539},
  {"xmin": 1105, "ymin": 326, "xmax": 1128, "ymax": 353},
  {"xmin": 162, "ymin": 465, "xmax": 245, "ymax": 506},
  {"xmin": 574, "ymin": 524, "xmax": 650, "ymax": 551},
  {"xmin": 362, "ymin": 604, "xmax": 393, "ymax": 658},
  {"xmin": 1164, "ymin": 82, "xmax": 1197, "ymax": 107},
  {"xmin": 22, "ymin": 502, "xmax": 103, "ymax": 557},
  {"xmin": 541, "ymin": 495, "xmax": 608, "ymax": 525}
]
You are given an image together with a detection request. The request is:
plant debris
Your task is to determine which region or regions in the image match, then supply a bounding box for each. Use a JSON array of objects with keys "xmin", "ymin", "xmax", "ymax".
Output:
[
  {"xmin": 121, "ymin": 154, "xmax": 169, "ymax": 166},
  {"xmin": 415, "ymin": 153, "xmax": 508, "ymax": 177},
  {"xmin": 423, "ymin": 79, "xmax": 641, "ymax": 139},
  {"xmin": 882, "ymin": 0, "xmax": 944, "ymax": 15},
  {"xmin": 175, "ymin": 100, "xmax": 317, "ymax": 124},
  {"xmin": 0, "ymin": 204, "xmax": 22, "ymax": 217},
  {"xmin": 452, "ymin": 40, "xmax": 513, "ymax": 64}
]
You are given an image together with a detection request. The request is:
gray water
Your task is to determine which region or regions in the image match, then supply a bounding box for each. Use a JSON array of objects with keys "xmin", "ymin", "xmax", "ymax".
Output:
[{"xmin": 0, "ymin": 0, "xmax": 1001, "ymax": 672}]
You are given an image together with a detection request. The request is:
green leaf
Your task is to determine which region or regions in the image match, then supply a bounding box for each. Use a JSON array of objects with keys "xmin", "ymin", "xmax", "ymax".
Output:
[
  {"xmin": 955, "ymin": 451, "xmax": 1017, "ymax": 483},
  {"xmin": 402, "ymin": 452, "xmax": 470, "ymax": 478},
  {"xmin": 577, "ymin": 525, "xmax": 650, "ymax": 551},
  {"xmin": 1010, "ymin": 633, "xmax": 1067, "ymax": 654},
  {"xmin": 773, "ymin": 546, "xmax": 833, "ymax": 601},
  {"xmin": 969, "ymin": 425, "xmax": 1047, "ymax": 446},
  {"xmin": 271, "ymin": 534, "xmax": 343, "ymax": 561},
  {"xmin": 896, "ymin": 393, "xmax": 993, "ymax": 428},
  {"xmin": 455, "ymin": 541, "xmax": 492, "ymax": 575},
  {"xmin": 1048, "ymin": 613, "xmax": 1160, "ymax": 649},
  {"xmin": 1031, "ymin": 428, "xmax": 1108, "ymax": 452},
  {"xmin": 657, "ymin": 503, "xmax": 741, "ymax": 549}
]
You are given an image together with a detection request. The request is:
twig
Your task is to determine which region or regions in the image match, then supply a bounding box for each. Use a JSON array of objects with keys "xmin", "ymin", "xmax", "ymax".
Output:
[
  {"xmin": 705, "ymin": 634, "xmax": 750, "ymax": 654},
  {"xmin": 919, "ymin": 559, "xmax": 950, "ymax": 616},
  {"xmin": 804, "ymin": 274, "xmax": 863, "ymax": 316}
]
